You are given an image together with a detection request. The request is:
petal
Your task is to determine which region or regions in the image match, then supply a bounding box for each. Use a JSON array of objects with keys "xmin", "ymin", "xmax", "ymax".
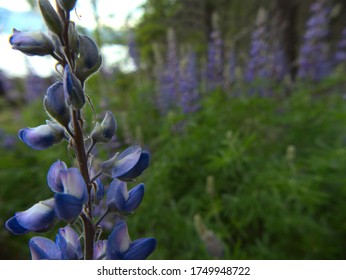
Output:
[
  {"xmin": 14, "ymin": 199, "xmax": 56, "ymax": 232},
  {"xmin": 18, "ymin": 124, "xmax": 64, "ymax": 150},
  {"xmin": 60, "ymin": 168, "xmax": 88, "ymax": 202},
  {"xmin": 94, "ymin": 240, "xmax": 107, "ymax": 260},
  {"xmin": 106, "ymin": 220, "xmax": 130, "ymax": 260},
  {"xmin": 123, "ymin": 183, "xmax": 144, "ymax": 213},
  {"xmin": 116, "ymin": 151, "xmax": 150, "ymax": 181},
  {"xmin": 123, "ymin": 238, "xmax": 157, "ymax": 260},
  {"xmin": 56, "ymin": 225, "xmax": 82, "ymax": 260},
  {"xmin": 5, "ymin": 216, "xmax": 30, "ymax": 235},
  {"xmin": 29, "ymin": 236, "xmax": 61, "ymax": 260},
  {"xmin": 47, "ymin": 160, "xmax": 67, "ymax": 193},
  {"xmin": 111, "ymin": 146, "xmax": 142, "ymax": 179},
  {"xmin": 106, "ymin": 179, "xmax": 128, "ymax": 211},
  {"xmin": 54, "ymin": 193, "xmax": 83, "ymax": 222}
]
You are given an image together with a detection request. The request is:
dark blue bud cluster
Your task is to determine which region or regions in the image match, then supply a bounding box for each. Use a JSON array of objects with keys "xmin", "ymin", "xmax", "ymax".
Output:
[{"xmin": 5, "ymin": 0, "xmax": 156, "ymax": 260}]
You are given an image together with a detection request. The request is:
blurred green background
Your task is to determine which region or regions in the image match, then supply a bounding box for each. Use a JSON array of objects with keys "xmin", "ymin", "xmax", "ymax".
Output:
[{"xmin": 1, "ymin": 0, "xmax": 346, "ymax": 259}]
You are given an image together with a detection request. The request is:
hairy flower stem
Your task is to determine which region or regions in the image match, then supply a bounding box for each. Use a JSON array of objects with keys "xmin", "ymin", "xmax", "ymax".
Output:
[
  {"xmin": 71, "ymin": 109, "xmax": 95, "ymax": 259},
  {"xmin": 59, "ymin": 3, "xmax": 95, "ymax": 258}
]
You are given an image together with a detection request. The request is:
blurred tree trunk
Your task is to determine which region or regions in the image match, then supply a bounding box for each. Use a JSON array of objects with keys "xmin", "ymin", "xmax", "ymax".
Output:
[{"xmin": 275, "ymin": 0, "xmax": 299, "ymax": 80}]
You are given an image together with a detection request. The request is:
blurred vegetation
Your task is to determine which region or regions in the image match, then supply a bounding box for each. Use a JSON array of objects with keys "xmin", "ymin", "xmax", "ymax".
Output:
[
  {"xmin": 1, "ymin": 71, "xmax": 346, "ymax": 259},
  {"xmin": 1, "ymin": 0, "xmax": 346, "ymax": 260}
]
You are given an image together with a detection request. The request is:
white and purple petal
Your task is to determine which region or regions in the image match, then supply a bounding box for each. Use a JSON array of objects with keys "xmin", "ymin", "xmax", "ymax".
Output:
[
  {"xmin": 18, "ymin": 124, "xmax": 64, "ymax": 150},
  {"xmin": 59, "ymin": 168, "xmax": 88, "ymax": 202},
  {"xmin": 29, "ymin": 236, "xmax": 61, "ymax": 260},
  {"xmin": 47, "ymin": 160, "xmax": 67, "ymax": 192},
  {"xmin": 94, "ymin": 240, "xmax": 107, "ymax": 260},
  {"xmin": 106, "ymin": 220, "xmax": 130, "ymax": 260},
  {"xmin": 11, "ymin": 199, "xmax": 56, "ymax": 233},
  {"xmin": 56, "ymin": 225, "xmax": 82, "ymax": 260}
]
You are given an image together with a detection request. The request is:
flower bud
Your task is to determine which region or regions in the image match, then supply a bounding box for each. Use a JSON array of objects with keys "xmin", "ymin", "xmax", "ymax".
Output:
[
  {"xmin": 68, "ymin": 21, "xmax": 80, "ymax": 59},
  {"xmin": 44, "ymin": 82, "xmax": 71, "ymax": 127},
  {"xmin": 57, "ymin": 0, "xmax": 77, "ymax": 12},
  {"xmin": 38, "ymin": 0, "xmax": 64, "ymax": 37},
  {"xmin": 63, "ymin": 64, "xmax": 85, "ymax": 109},
  {"xmin": 91, "ymin": 111, "xmax": 117, "ymax": 143},
  {"xmin": 75, "ymin": 35, "xmax": 102, "ymax": 82},
  {"xmin": 9, "ymin": 29, "xmax": 54, "ymax": 56}
]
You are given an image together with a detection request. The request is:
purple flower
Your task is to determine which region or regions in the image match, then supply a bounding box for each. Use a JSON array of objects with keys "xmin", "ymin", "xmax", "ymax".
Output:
[
  {"xmin": 156, "ymin": 28, "xmax": 180, "ymax": 115},
  {"xmin": 206, "ymin": 23, "xmax": 223, "ymax": 91},
  {"xmin": 9, "ymin": 29, "xmax": 54, "ymax": 56},
  {"xmin": 5, "ymin": 198, "xmax": 56, "ymax": 235},
  {"xmin": 297, "ymin": 0, "xmax": 332, "ymax": 80},
  {"xmin": 334, "ymin": 28, "xmax": 346, "ymax": 65},
  {"xmin": 101, "ymin": 146, "xmax": 150, "ymax": 181},
  {"xmin": 47, "ymin": 159, "xmax": 67, "ymax": 193},
  {"xmin": 29, "ymin": 225, "xmax": 82, "ymax": 260},
  {"xmin": 18, "ymin": 122, "xmax": 65, "ymax": 150},
  {"xmin": 54, "ymin": 167, "xmax": 88, "ymax": 222},
  {"xmin": 29, "ymin": 237, "xmax": 62, "ymax": 260},
  {"xmin": 106, "ymin": 179, "xmax": 144, "ymax": 214},
  {"xmin": 179, "ymin": 51, "xmax": 200, "ymax": 113},
  {"xmin": 245, "ymin": 8, "xmax": 270, "ymax": 82},
  {"xmin": 128, "ymin": 32, "xmax": 141, "ymax": 70},
  {"xmin": 56, "ymin": 225, "xmax": 83, "ymax": 260},
  {"xmin": 94, "ymin": 240, "xmax": 107, "ymax": 260},
  {"xmin": 106, "ymin": 220, "xmax": 156, "ymax": 260}
]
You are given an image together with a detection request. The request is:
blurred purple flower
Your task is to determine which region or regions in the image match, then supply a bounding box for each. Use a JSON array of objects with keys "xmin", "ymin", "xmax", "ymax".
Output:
[
  {"xmin": 179, "ymin": 51, "xmax": 200, "ymax": 113},
  {"xmin": 156, "ymin": 29, "xmax": 180, "ymax": 115},
  {"xmin": 335, "ymin": 28, "xmax": 346, "ymax": 65},
  {"xmin": 297, "ymin": 0, "xmax": 332, "ymax": 80},
  {"xmin": 206, "ymin": 15, "xmax": 223, "ymax": 91},
  {"xmin": 245, "ymin": 8, "xmax": 270, "ymax": 82},
  {"xmin": 128, "ymin": 31, "xmax": 141, "ymax": 70}
]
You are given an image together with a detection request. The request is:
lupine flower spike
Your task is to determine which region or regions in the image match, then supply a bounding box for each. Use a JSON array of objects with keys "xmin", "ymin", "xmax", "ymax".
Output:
[{"xmin": 5, "ymin": 0, "xmax": 156, "ymax": 260}]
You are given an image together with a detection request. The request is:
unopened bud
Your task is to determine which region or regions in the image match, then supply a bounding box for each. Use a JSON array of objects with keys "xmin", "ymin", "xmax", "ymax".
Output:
[
  {"xmin": 75, "ymin": 35, "xmax": 102, "ymax": 82},
  {"xmin": 44, "ymin": 82, "xmax": 71, "ymax": 127},
  {"xmin": 57, "ymin": 0, "xmax": 77, "ymax": 12},
  {"xmin": 68, "ymin": 21, "xmax": 80, "ymax": 58},
  {"xmin": 38, "ymin": 0, "xmax": 64, "ymax": 37},
  {"xmin": 9, "ymin": 29, "xmax": 54, "ymax": 56},
  {"xmin": 91, "ymin": 111, "xmax": 117, "ymax": 143},
  {"xmin": 63, "ymin": 65, "xmax": 85, "ymax": 110}
]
